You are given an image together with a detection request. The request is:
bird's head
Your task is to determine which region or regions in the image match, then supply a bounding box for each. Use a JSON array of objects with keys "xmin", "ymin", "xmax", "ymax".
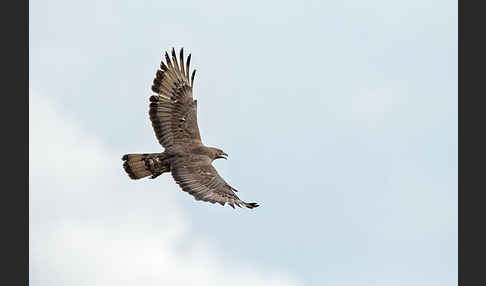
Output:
[{"xmin": 211, "ymin": 147, "xmax": 228, "ymax": 160}]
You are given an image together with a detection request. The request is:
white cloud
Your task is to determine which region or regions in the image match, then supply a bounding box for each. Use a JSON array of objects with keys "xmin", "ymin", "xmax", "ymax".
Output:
[{"xmin": 29, "ymin": 89, "xmax": 301, "ymax": 286}]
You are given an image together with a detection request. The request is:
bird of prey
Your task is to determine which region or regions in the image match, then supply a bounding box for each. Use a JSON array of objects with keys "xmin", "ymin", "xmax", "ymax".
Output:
[{"xmin": 122, "ymin": 48, "xmax": 259, "ymax": 209}]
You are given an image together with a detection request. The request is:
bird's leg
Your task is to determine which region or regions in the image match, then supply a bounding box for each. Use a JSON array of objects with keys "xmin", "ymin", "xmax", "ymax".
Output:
[{"xmin": 149, "ymin": 172, "xmax": 163, "ymax": 179}]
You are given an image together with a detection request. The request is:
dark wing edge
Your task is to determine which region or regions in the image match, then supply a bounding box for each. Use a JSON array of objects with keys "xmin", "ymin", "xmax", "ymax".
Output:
[
  {"xmin": 171, "ymin": 158, "xmax": 259, "ymax": 209},
  {"xmin": 149, "ymin": 48, "xmax": 202, "ymax": 148}
]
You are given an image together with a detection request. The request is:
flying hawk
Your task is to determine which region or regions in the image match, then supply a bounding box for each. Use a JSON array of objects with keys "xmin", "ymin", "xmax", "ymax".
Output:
[{"xmin": 122, "ymin": 48, "xmax": 259, "ymax": 209}]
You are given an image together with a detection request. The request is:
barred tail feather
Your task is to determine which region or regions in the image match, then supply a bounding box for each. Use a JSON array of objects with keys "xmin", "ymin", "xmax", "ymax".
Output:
[{"xmin": 122, "ymin": 153, "xmax": 170, "ymax": 180}]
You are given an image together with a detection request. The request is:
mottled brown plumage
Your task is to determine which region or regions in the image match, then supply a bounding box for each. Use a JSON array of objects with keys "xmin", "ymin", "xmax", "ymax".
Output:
[{"xmin": 122, "ymin": 48, "xmax": 259, "ymax": 209}]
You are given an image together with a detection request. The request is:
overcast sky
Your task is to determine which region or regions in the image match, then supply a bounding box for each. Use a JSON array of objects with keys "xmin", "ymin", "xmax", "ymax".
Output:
[{"xmin": 30, "ymin": 0, "xmax": 457, "ymax": 285}]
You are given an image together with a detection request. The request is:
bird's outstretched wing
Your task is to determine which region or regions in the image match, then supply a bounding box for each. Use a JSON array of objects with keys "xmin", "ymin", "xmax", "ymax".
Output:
[
  {"xmin": 171, "ymin": 155, "xmax": 259, "ymax": 209},
  {"xmin": 150, "ymin": 48, "xmax": 202, "ymax": 149}
]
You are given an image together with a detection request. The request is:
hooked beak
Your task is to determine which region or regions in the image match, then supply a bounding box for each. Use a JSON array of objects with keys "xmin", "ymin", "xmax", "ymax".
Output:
[{"xmin": 218, "ymin": 152, "xmax": 228, "ymax": 160}]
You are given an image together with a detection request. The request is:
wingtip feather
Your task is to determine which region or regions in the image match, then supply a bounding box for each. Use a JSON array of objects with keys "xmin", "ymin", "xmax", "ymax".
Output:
[
  {"xmin": 165, "ymin": 51, "xmax": 172, "ymax": 67},
  {"xmin": 191, "ymin": 69, "xmax": 196, "ymax": 87},
  {"xmin": 186, "ymin": 53, "xmax": 192, "ymax": 79},
  {"xmin": 180, "ymin": 48, "xmax": 185, "ymax": 75},
  {"xmin": 244, "ymin": 202, "xmax": 259, "ymax": 209},
  {"xmin": 171, "ymin": 47, "xmax": 176, "ymax": 59}
]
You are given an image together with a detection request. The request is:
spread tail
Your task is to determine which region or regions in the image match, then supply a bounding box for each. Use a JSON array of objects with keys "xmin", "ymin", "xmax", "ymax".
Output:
[{"xmin": 122, "ymin": 153, "xmax": 170, "ymax": 180}]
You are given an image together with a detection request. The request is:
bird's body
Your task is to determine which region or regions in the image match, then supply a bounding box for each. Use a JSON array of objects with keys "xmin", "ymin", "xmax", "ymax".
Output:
[{"xmin": 122, "ymin": 48, "xmax": 259, "ymax": 209}]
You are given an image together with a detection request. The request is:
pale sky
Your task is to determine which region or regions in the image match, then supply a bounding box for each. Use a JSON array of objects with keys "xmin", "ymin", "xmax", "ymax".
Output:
[{"xmin": 30, "ymin": 0, "xmax": 457, "ymax": 285}]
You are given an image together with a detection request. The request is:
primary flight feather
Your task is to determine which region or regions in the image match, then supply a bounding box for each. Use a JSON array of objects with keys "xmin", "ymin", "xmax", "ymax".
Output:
[{"xmin": 122, "ymin": 48, "xmax": 259, "ymax": 209}]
